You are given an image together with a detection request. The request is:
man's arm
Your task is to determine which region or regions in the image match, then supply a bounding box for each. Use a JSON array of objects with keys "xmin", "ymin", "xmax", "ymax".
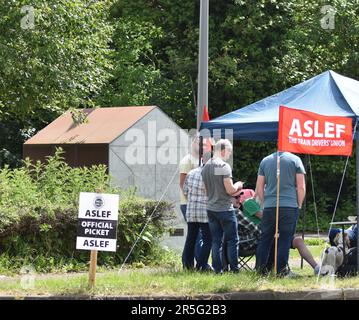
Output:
[
  {"xmin": 223, "ymin": 178, "xmax": 243, "ymax": 196},
  {"xmin": 296, "ymin": 173, "xmax": 306, "ymax": 209},
  {"xmin": 180, "ymin": 173, "xmax": 187, "ymax": 192},
  {"xmin": 182, "ymin": 174, "xmax": 189, "ymax": 197},
  {"xmin": 255, "ymin": 211, "xmax": 263, "ymax": 219},
  {"xmin": 255, "ymin": 175, "xmax": 265, "ymax": 204}
]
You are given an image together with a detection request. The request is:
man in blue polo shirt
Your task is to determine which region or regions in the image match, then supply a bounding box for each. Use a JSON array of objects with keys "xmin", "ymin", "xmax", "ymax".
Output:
[{"xmin": 255, "ymin": 151, "xmax": 306, "ymax": 276}]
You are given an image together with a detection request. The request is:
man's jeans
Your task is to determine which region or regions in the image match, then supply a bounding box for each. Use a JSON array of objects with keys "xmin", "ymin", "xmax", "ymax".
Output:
[
  {"xmin": 255, "ymin": 207, "xmax": 299, "ymax": 275},
  {"xmin": 180, "ymin": 205, "xmax": 202, "ymax": 263},
  {"xmin": 207, "ymin": 210, "xmax": 239, "ymax": 273},
  {"xmin": 182, "ymin": 222, "xmax": 212, "ymax": 270}
]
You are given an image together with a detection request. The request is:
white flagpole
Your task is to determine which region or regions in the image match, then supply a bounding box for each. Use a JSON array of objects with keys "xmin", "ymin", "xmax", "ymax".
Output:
[{"xmin": 197, "ymin": 0, "xmax": 209, "ymax": 131}]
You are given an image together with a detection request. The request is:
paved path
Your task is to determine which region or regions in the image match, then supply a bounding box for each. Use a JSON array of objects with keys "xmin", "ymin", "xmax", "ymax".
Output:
[{"xmin": 294, "ymin": 233, "xmax": 328, "ymax": 240}]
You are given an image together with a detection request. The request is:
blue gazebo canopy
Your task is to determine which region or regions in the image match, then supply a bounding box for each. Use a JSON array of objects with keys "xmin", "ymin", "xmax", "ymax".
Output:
[{"xmin": 200, "ymin": 70, "xmax": 359, "ymax": 141}]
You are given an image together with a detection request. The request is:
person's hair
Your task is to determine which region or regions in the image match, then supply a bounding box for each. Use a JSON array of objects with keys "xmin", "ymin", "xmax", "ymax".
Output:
[{"xmin": 214, "ymin": 139, "xmax": 233, "ymax": 155}]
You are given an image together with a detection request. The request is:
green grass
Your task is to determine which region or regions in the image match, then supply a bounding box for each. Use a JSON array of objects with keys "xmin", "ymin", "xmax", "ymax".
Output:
[
  {"xmin": 0, "ymin": 241, "xmax": 359, "ymax": 297},
  {"xmin": 1, "ymin": 268, "xmax": 359, "ymax": 297},
  {"xmin": 289, "ymin": 244, "xmax": 326, "ymax": 260}
]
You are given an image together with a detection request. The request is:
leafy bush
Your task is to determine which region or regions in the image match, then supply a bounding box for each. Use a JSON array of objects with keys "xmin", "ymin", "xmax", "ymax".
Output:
[
  {"xmin": 304, "ymin": 238, "xmax": 326, "ymax": 246},
  {"xmin": 0, "ymin": 148, "xmax": 175, "ymax": 272}
]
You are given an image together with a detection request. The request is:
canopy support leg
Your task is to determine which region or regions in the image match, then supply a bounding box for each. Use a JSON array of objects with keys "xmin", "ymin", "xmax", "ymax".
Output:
[
  {"xmin": 356, "ymin": 130, "xmax": 359, "ymax": 273},
  {"xmin": 300, "ymin": 155, "xmax": 308, "ymax": 269}
]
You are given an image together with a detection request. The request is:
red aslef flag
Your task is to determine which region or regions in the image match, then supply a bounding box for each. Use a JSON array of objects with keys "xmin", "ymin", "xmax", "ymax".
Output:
[
  {"xmin": 201, "ymin": 105, "xmax": 212, "ymax": 152},
  {"xmin": 278, "ymin": 105, "xmax": 353, "ymax": 156},
  {"xmin": 202, "ymin": 105, "xmax": 210, "ymax": 122}
]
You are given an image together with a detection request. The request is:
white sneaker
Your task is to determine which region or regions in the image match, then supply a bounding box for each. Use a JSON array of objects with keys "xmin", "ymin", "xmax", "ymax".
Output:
[
  {"xmin": 280, "ymin": 268, "xmax": 300, "ymax": 278},
  {"xmin": 314, "ymin": 265, "xmax": 320, "ymax": 275}
]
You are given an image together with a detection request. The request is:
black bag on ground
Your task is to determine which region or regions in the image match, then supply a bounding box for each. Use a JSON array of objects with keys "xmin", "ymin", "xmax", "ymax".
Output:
[{"xmin": 336, "ymin": 247, "xmax": 357, "ymax": 277}]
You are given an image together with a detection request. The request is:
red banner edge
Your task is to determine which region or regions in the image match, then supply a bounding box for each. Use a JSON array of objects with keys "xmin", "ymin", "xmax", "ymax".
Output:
[{"xmin": 277, "ymin": 105, "xmax": 286, "ymax": 152}]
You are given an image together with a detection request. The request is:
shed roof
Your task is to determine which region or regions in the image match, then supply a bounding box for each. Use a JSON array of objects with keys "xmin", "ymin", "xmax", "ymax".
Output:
[{"xmin": 24, "ymin": 106, "xmax": 156, "ymax": 145}]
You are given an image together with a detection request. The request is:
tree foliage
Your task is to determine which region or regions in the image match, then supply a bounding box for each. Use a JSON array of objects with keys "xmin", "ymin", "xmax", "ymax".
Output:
[
  {"xmin": 0, "ymin": 0, "xmax": 114, "ymax": 120},
  {"xmin": 0, "ymin": 0, "xmax": 359, "ymax": 230},
  {"xmin": 0, "ymin": 0, "xmax": 114, "ymax": 163}
]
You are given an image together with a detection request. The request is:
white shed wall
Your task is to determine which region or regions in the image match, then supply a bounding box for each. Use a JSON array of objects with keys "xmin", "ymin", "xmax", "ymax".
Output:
[{"xmin": 109, "ymin": 107, "xmax": 192, "ymax": 251}]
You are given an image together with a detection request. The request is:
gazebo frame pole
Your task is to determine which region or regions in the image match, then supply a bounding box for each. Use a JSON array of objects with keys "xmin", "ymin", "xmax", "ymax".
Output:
[
  {"xmin": 356, "ymin": 129, "xmax": 359, "ymax": 273},
  {"xmin": 300, "ymin": 189, "xmax": 307, "ymax": 269},
  {"xmin": 300, "ymin": 155, "xmax": 308, "ymax": 269}
]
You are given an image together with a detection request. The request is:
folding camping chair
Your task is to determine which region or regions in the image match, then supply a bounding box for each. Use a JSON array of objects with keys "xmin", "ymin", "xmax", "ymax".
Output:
[
  {"xmin": 237, "ymin": 247, "xmax": 256, "ymax": 271},
  {"xmin": 221, "ymin": 240, "xmax": 256, "ymax": 272}
]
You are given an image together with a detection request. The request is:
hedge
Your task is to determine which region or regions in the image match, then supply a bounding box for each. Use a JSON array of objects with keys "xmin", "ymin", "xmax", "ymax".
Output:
[{"xmin": 0, "ymin": 148, "xmax": 175, "ymax": 271}]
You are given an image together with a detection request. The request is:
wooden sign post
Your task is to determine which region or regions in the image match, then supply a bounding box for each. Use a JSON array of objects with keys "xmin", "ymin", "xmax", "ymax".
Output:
[
  {"xmin": 88, "ymin": 188, "xmax": 101, "ymax": 290},
  {"xmin": 76, "ymin": 191, "xmax": 119, "ymax": 290},
  {"xmin": 88, "ymin": 250, "xmax": 98, "ymax": 289}
]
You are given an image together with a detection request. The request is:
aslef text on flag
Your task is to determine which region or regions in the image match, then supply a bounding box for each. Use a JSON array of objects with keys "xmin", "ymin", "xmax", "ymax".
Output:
[{"xmin": 278, "ymin": 106, "xmax": 353, "ymax": 156}]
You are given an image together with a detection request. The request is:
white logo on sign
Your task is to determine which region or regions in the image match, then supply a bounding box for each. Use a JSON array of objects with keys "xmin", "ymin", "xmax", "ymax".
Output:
[{"xmin": 94, "ymin": 196, "xmax": 105, "ymax": 209}]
